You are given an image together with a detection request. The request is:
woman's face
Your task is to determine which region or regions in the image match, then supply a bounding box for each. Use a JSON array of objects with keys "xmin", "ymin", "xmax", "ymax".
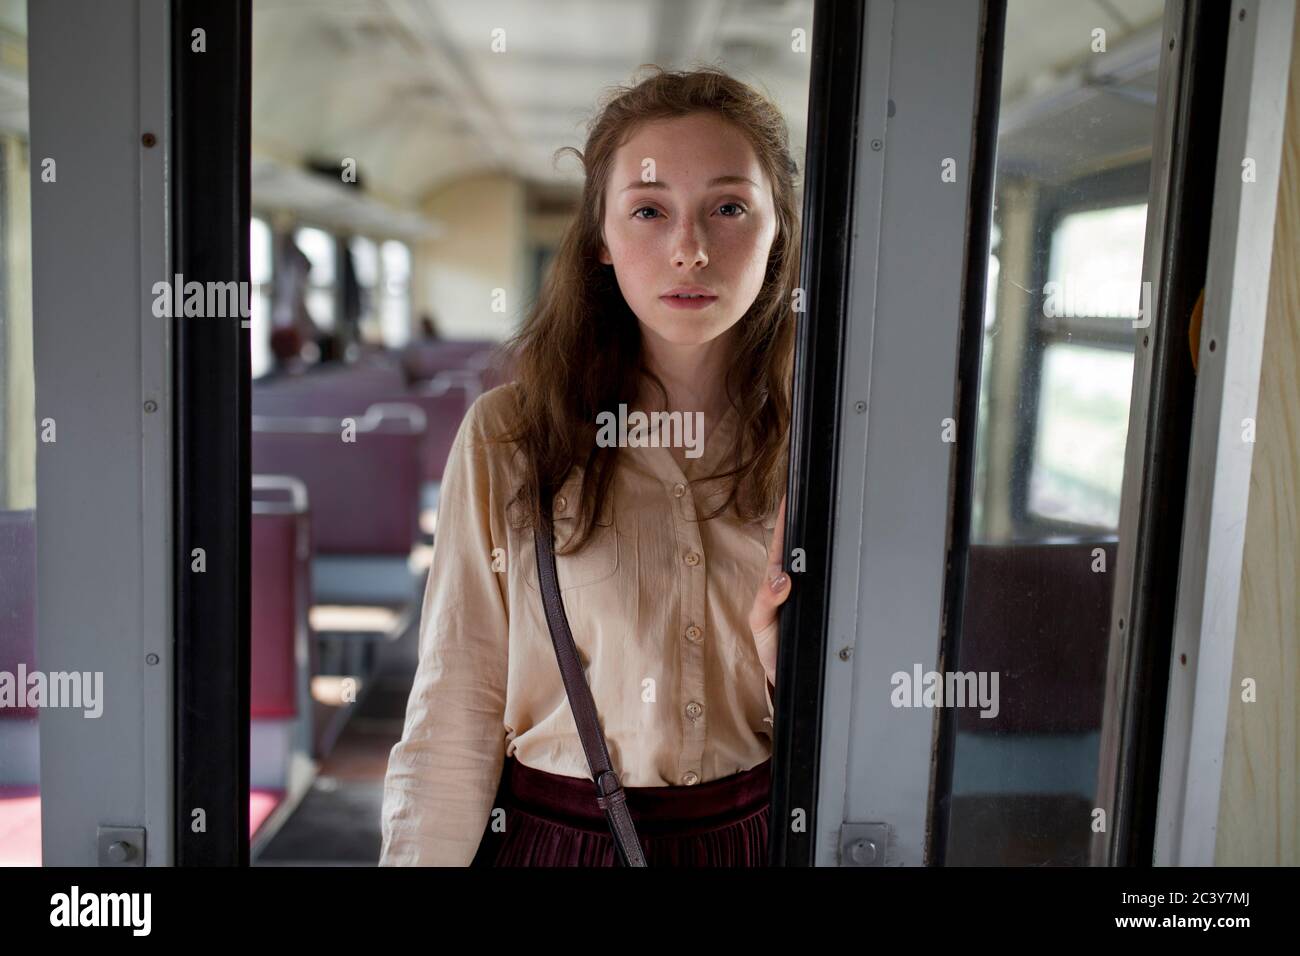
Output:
[{"xmin": 600, "ymin": 112, "xmax": 778, "ymax": 348}]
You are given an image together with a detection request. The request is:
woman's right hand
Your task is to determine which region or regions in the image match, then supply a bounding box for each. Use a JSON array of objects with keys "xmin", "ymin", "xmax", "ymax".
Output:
[{"xmin": 747, "ymin": 493, "xmax": 789, "ymax": 681}]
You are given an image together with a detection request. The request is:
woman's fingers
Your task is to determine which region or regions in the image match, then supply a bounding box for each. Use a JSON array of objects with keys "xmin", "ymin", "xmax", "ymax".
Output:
[
  {"xmin": 766, "ymin": 492, "xmax": 787, "ymax": 571},
  {"xmin": 748, "ymin": 492, "xmax": 791, "ymax": 636}
]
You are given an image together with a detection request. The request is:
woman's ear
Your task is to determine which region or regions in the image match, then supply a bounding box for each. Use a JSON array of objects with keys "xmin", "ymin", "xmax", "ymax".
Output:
[{"xmin": 598, "ymin": 243, "xmax": 612, "ymax": 265}]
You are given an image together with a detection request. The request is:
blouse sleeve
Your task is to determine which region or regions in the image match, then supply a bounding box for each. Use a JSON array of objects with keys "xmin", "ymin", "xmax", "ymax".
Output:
[{"xmin": 379, "ymin": 396, "xmax": 510, "ymax": 866}]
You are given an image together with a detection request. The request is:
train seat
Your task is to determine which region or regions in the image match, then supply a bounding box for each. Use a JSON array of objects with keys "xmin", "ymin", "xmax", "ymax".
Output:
[
  {"xmin": 0, "ymin": 510, "xmax": 37, "ymax": 723},
  {"xmin": 943, "ymin": 538, "xmax": 1120, "ymax": 864},
  {"xmin": 0, "ymin": 787, "xmax": 40, "ymax": 866},
  {"xmin": 249, "ymin": 789, "xmax": 284, "ymax": 841},
  {"xmin": 253, "ymin": 358, "xmax": 477, "ymax": 516},
  {"xmin": 252, "ymin": 403, "xmax": 425, "ymax": 607},
  {"xmin": 954, "ymin": 539, "xmax": 1118, "ymax": 735},
  {"xmin": 0, "ymin": 511, "xmax": 39, "ymax": 804},
  {"xmin": 398, "ymin": 338, "xmax": 497, "ymax": 385},
  {"xmin": 252, "ymin": 478, "xmax": 315, "ymax": 779}
]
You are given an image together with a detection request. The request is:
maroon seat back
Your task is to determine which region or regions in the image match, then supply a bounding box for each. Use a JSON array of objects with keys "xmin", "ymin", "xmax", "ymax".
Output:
[
  {"xmin": 954, "ymin": 540, "xmax": 1118, "ymax": 734},
  {"xmin": 251, "ymin": 406, "xmax": 423, "ymax": 555},
  {"xmin": 0, "ymin": 511, "xmax": 37, "ymax": 720},
  {"xmin": 399, "ymin": 340, "xmax": 497, "ymax": 384},
  {"xmin": 477, "ymin": 363, "xmax": 513, "ymax": 393},
  {"xmin": 403, "ymin": 383, "xmax": 474, "ymax": 483},
  {"xmin": 251, "ymin": 481, "xmax": 311, "ymax": 719},
  {"xmin": 253, "ymin": 366, "xmax": 407, "ymax": 417},
  {"xmin": 254, "ymin": 366, "xmax": 472, "ymax": 485}
]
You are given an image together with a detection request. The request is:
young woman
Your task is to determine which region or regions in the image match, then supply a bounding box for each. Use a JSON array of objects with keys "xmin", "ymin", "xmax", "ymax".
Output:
[{"xmin": 380, "ymin": 66, "xmax": 798, "ymax": 867}]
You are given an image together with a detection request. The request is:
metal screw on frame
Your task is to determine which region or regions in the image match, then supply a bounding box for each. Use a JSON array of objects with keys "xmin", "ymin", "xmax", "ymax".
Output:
[{"xmin": 849, "ymin": 839, "xmax": 879, "ymax": 864}]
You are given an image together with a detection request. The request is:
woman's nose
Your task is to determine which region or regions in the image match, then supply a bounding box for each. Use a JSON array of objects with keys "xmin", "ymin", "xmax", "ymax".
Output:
[{"xmin": 671, "ymin": 219, "xmax": 709, "ymax": 268}]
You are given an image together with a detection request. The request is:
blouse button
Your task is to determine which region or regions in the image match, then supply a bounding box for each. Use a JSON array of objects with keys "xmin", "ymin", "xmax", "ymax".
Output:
[
  {"xmin": 684, "ymin": 550, "xmax": 701, "ymax": 567},
  {"xmin": 554, "ymin": 494, "xmax": 568, "ymax": 512},
  {"xmin": 685, "ymin": 624, "xmax": 703, "ymax": 642},
  {"xmin": 682, "ymin": 771, "xmax": 700, "ymax": 786},
  {"xmin": 672, "ymin": 482, "xmax": 686, "ymax": 498},
  {"xmin": 685, "ymin": 700, "xmax": 703, "ymax": 720}
]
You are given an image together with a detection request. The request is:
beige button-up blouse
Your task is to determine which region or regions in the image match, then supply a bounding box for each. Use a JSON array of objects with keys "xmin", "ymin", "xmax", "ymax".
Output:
[{"xmin": 379, "ymin": 383, "xmax": 780, "ymax": 866}]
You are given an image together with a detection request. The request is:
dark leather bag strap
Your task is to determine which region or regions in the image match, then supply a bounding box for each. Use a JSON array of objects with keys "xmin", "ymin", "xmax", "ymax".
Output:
[{"xmin": 534, "ymin": 509, "xmax": 648, "ymax": 867}]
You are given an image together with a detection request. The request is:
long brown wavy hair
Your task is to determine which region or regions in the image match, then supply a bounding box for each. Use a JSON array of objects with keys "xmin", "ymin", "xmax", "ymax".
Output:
[{"xmin": 496, "ymin": 65, "xmax": 800, "ymax": 553}]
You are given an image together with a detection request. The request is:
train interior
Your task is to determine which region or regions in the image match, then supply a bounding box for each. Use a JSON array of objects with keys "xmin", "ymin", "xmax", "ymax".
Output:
[{"xmin": 1, "ymin": 0, "xmax": 1268, "ymax": 867}]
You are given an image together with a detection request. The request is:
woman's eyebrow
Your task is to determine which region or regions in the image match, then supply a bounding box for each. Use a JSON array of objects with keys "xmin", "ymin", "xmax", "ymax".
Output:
[{"xmin": 619, "ymin": 175, "xmax": 759, "ymax": 193}]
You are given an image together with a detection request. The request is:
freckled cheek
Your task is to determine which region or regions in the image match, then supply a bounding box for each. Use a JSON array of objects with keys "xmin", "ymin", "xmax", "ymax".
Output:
[
  {"xmin": 604, "ymin": 229, "xmax": 646, "ymax": 276},
  {"xmin": 712, "ymin": 230, "xmax": 773, "ymax": 289},
  {"xmin": 608, "ymin": 240, "xmax": 664, "ymax": 304},
  {"xmin": 608, "ymin": 226, "xmax": 661, "ymax": 265}
]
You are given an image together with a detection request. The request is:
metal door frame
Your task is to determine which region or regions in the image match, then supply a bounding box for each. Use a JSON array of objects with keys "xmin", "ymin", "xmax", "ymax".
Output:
[
  {"xmin": 171, "ymin": 0, "xmax": 252, "ymax": 866},
  {"xmin": 29, "ymin": 0, "xmax": 174, "ymax": 865},
  {"xmin": 784, "ymin": 0, "xmax": 1001, "ymax": 866}
]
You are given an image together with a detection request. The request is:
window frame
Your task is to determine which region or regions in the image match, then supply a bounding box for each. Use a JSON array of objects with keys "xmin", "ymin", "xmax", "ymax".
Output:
[{"xmin": 1010, "ymin": 160, "xmax": 1153, "ymax": 541}]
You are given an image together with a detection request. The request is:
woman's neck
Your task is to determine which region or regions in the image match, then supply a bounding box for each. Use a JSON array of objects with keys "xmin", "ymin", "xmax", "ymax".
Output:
[{"xmin": 636, "ymin": 325, "xmax": 735, "ymax": 422}]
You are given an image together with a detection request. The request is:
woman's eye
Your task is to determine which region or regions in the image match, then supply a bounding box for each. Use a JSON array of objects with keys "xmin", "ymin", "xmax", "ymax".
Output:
[
  {"xmin": 717, "ymin": 202, "xmax": 746, "ymax": 217},
  {"xmin": 632, "ymin": 207, "xmax": 661, "ymax": 220}
]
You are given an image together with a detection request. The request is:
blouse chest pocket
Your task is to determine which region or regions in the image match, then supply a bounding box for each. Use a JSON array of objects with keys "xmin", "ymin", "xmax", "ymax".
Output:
[{"xmin": 523, "ymin": 484, "xmax": 624, "ymax": 593}]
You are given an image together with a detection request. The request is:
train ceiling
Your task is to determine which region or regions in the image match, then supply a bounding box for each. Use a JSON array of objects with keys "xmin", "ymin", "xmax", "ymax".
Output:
[{"xmin": 0, "ymin": 0, "xmax": 1167, "ymax": 234}]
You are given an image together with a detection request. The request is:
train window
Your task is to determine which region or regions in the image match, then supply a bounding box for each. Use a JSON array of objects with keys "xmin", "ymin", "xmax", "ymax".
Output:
[
  {"xmin": 251, "ymin": 217, "xmax": 274, "ymax": 379},
  {"xmin": 1046, "ymin": 203, "xmax": 1148, "ymax": 321},
  {"xmin": 1028, "ymin": 343, "xmax": 1133, "ymax": 528},
  {"xmin": 0, "ymin": 89, "xmax": 36, "ymax": 860},
  {"xmin": 348, "ymin": 236, "xmax": 380, "ymax": 344},
  {"xmin": 937, "ymin": 0, "xmax": 1167, "ymax": 865},
  {"xmin": 294, "ymin": 225, "xmax": 337, "ymax": 330},
  {"xmin": 1025, "ymin": 201, "xmax": 1146, "ymax": 529},
  {"xmin": 379, "ymin": 240, "xmax": 411, "ymax": 348}
]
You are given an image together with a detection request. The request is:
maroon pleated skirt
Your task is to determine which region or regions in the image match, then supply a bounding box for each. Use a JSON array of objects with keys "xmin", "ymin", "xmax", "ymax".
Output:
[{"xmin": 473, "ymin": 755, "xmax": 771, "ymax": 867}]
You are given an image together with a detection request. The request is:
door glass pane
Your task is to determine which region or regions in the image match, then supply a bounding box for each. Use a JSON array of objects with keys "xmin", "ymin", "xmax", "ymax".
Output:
[
  {"xmin": 939, "ymin": 0, "xmax": 1166, "ymax": 865},
  {"xmin": 0, "ymin": 6, "xmax": 38, "ymax": 866}
]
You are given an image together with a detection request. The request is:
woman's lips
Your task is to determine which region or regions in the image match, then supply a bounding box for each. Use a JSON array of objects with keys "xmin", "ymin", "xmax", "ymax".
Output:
[{"xmin": 659, "ymin": 294, "xmax": 719, "ymax": 310}]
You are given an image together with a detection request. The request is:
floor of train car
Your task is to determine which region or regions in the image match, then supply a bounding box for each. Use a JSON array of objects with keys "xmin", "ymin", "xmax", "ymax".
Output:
[{"xmin": 253, "ymin": 627, "xmax": 419, "ymax": 866}]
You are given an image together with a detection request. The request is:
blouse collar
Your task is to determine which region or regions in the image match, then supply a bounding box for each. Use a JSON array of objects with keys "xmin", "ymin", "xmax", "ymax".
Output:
[{"xmin": 626, "ymin": 401, "xmax": 742, "ymax": 487}]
